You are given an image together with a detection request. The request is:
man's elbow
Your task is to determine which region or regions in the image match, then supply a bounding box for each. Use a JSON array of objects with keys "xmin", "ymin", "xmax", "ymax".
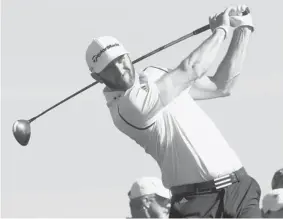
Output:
[
  {"xmin": 215, "ymin": 87, "xmax": 232, "ymax": 98},
  {"xmin": 213, "ymin": 75, "xmax": 240, "ymax": 97},
  {"xmin": 219, "ymin": 89, "xmax": 231, "ymax": 97},
  {"xmin": 214, "ymin": 82, "xmax": 233, "ymax": 97}
]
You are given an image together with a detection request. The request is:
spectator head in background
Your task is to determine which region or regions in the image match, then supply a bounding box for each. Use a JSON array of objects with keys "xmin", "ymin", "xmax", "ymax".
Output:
[
  {"xmin": 272, "ymin": 168, "xmax": 283, "ymax": 190},
  {"xmin": 262, "ymin": 188, "xmax": 283, "ymax": 218},
  {"xmin": 128, "ymin": 177, "xmax": 171, "ymax": 218}
]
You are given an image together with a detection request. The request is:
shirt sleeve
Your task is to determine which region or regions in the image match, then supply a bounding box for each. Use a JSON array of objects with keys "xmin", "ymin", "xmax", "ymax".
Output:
[
  {"xmin": 139, "ymin": 66, "xmax": 170, "ymax": 84},
  {"xmin": 118, "ymin": 82, "xmax": 164, "ymax": 129}
]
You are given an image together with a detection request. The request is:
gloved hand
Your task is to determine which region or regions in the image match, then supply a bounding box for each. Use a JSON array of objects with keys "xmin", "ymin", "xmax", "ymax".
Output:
[
  {"xmin": 209, "ymin": 7, "xmax": 233, "ymax": 39},
  {"xmin": 229, "ymin": 5, "xmax": 254, "ymax": 32}
]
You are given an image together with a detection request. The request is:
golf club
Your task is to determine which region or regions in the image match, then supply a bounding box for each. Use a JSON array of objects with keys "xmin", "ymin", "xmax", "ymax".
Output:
[{"xmin": 12, "ymin": 8, "xmax": 250, "ymax": 146}]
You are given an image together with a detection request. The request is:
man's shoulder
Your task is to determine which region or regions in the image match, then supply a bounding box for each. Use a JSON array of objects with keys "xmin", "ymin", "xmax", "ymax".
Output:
[
  {"xmin": 139, "ymin": 66, "xmax": 170, "ymax": 84},
  {"xmin": 142, "ymin": 65, "xmax": 170, "ymax": 73}
]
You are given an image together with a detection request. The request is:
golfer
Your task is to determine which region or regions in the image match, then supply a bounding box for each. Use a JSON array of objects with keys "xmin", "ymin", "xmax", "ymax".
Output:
[
  {"xmin": 128, "ymin": 177, "xmax": 171, "ymax": 218},
  {"xmin": 86, "ymin": 5, "xmax": 260, "ymax": 218}
]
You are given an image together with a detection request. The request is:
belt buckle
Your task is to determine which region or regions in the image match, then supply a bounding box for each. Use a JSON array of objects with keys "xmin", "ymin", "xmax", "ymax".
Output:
[{"xmin": 214, "ymin": 174, "xmax": 233, "ymax": 190}]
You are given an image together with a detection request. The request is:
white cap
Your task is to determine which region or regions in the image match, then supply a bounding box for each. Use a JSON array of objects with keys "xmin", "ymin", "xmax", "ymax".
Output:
[
  {"xmin": 262, "ymin": 189, "xmax": 283, "ymax": 213},
  {"xmin": 128, "ymin": 177, "xmax": 171, "ymax": 200},
  {"xmin": 85, "ymin": 36, "xmax": 128, "ymax": 73}
]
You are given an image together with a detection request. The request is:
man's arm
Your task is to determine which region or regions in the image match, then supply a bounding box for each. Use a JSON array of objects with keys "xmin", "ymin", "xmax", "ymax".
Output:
[
  {"xmin": 189, "ymin": 6, "xmax": 254, "ymax": 100},
  {"xmin": 190, "ymin": 27, "xmax": 252, "ymax": 100},
  {"xmin": 155, "ymin": 27, "xmax": 227, "ymax": 105},
  {"xmin": 119, "ymin": 27, "xmax": 227, "ymax": 127},
  {"xmin": 210, "ymin": 27, "xmax": 252, "ymax": 92},
  {"xmin": 154, "ymin": 8, "xmax": 234, "ymax": 105}
]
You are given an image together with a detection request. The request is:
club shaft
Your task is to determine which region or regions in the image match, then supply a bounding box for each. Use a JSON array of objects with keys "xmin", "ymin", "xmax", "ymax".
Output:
[
  {"xmin": 132, "ymin": 24, "xmax": 210, "ymax": 64},
  {"xmin": 29, "ymin": 81, "xmax": 99, "ymax": 122},
  {"xmin": 29, "ymin": 24, "xmax": 211, "ymax": 122}
]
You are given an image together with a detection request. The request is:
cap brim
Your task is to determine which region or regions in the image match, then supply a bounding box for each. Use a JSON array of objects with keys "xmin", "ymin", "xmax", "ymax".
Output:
[
  {"xmin": 156, "ymin": 188, "xmax": 171, "ymax": 199},
  {"xmin": 94, "ymin": 48, "xmax": 129, "ymax": 73}
]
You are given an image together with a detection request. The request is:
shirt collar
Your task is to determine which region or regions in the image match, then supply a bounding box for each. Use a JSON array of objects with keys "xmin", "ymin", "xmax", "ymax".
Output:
[{"xmin": 103, "ymin": 86, "xmax": 125, "ymax": 106}]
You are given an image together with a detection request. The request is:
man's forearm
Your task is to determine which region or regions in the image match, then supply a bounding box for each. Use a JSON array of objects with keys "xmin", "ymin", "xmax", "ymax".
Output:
[
  {"xmin": 211, "ymin": 27, "xmax": 252, "ymax": 92},
  {"xmin": 182, "ymin": 29, "xmax": 226, "ymax": 80}
]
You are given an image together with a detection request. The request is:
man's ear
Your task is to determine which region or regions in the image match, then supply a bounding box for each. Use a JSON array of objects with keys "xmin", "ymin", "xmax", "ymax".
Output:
[
  {"xmin": 91, "ymin": 72, "xmax": 103, "ymax": 84},
  {"xmin": 141, "ymin": 197, "xmax": 151, "ymax": 209}
]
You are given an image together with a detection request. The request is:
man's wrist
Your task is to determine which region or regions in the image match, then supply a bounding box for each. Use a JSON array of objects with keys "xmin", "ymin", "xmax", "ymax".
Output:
[
  {"xmin": 234, "ymin": 26, "xmax": 253, "ymax": 38},
  {"xmin": 213, "ymin": 27, "xmax": 227, "ymax": 40},
  {"xmin": 235, "ymin": 25, "xmax": 253, "ymax": 33}
]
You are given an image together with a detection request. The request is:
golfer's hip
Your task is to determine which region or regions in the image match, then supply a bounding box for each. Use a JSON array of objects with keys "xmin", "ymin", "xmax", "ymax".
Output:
[{"xmin": 170, "ymin": 167, "xmax": 247, "ymax": 196}]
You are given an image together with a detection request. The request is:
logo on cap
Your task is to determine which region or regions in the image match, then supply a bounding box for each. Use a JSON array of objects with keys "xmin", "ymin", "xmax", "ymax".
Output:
[{"xmin": 92, "ymin": 43, "xmax": 120, "ymax": 63}]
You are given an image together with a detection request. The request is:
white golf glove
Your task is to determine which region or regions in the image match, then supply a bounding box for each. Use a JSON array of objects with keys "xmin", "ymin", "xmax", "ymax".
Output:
[
  {"xmin": 209, "ymin": 8, "xmax": 232, "ymax": 39},
  {"xmin": 229, "ymin": 5, "xmax": 254, "ymax": 32}
]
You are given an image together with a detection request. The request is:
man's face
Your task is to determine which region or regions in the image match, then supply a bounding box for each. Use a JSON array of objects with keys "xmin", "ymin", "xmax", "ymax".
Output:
[
  {"xmin": 147, "ymin": 195, "xmax": 171, "ymax": 218},
  {"xmin": 99, "ymin": 54, "xmax": 135, "ymax": 91}
]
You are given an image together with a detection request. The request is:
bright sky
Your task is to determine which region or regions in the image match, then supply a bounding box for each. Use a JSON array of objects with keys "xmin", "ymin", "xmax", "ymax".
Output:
[{"xmin": 2, "ymin": 0, "xmax": 283, "ymax": 217}]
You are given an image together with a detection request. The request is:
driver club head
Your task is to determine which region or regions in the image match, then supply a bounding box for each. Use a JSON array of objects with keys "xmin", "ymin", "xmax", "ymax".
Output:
[{"xmin": 12, "ymin": 120, "xmax": 31, "ymax": 146}]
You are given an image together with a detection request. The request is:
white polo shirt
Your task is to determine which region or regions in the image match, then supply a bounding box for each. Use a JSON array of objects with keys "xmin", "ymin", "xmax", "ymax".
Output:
[{"xmin": 103, "ymin": 66, "xmax": 243, "ymax": 188}]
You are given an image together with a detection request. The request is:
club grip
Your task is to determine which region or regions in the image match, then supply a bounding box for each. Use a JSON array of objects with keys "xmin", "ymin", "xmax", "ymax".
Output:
[
  {"xmin": 192, "ymin": 25, "xmax": 211, "ymax": 35},
  {"xmin": 192, "ymin": 8, "xmax": 250, "ymax": 36}
]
